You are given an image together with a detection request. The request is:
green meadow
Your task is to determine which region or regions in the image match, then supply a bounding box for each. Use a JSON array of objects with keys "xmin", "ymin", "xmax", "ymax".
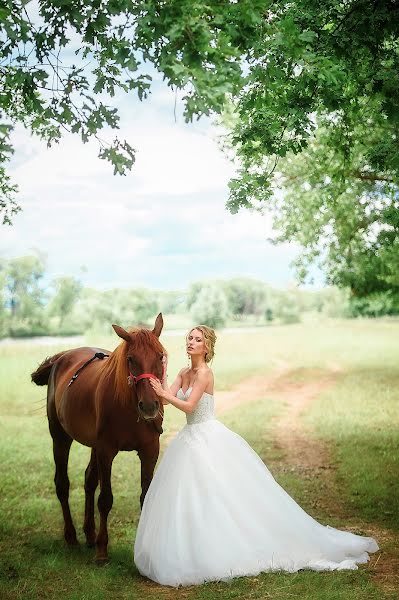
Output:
[{"xmin": 0, "ymin": 319, "xmax": 398, "ymax": 599}]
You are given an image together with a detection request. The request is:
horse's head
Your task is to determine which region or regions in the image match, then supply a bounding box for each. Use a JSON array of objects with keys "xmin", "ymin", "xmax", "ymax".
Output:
[{"xmin": 112, "ymin": 313, "xmax": 165, "ymax": 420}]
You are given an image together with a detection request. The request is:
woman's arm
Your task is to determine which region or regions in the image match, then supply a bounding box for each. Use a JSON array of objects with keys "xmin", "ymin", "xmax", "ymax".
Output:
[
  {"xmin": 168, "ymin": 367, "xmax": 186, "ymax": 397},
  {"xmin": 150, "ymin": 370, "xmax": 210, "ymax": 415},
  {"xmin": 159, "ymin": 363, "xmax": 185, "ymax": 405}
]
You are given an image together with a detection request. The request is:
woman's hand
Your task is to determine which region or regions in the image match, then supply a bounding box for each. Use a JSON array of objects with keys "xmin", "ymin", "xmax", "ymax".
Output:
[
  {"xmin": 150, "ymin": 377, "xmax": 166, "ymax": 398},
  {"xmin": 161, "ymin": 354, "xmax": 168, "ymax": 385}
]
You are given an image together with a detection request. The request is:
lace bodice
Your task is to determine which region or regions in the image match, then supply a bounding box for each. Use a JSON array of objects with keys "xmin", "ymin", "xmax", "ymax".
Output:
[{"xmin": 177, "ymin": 387, "xmax": 215, "ymax": 425}]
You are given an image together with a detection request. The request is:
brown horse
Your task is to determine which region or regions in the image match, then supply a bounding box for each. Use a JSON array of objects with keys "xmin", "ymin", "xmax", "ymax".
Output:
[{"xmin": 31, "ymin": 313, "xmax": 165, "ymax": 562}]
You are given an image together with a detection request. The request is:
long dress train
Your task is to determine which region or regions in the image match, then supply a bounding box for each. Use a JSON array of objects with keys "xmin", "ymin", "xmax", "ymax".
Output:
[{"xmin": 134, "ymin": 388, "xmax": 378, "ymax": 587}]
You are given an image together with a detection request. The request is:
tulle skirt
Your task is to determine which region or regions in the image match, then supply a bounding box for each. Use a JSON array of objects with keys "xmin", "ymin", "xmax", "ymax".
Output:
[{"xmin": 134, "ymin": 418, "xmax": 378, "ymax": 587}]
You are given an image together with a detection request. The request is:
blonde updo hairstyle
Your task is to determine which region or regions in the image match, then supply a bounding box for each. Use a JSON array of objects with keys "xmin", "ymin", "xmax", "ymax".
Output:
[{"xmin": 187, "ymin": 325, "xmax": 217, "ymax": 363}]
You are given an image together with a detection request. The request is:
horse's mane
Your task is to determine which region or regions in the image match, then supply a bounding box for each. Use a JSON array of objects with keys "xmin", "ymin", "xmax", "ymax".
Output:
[{"xmin": 99, "ymin": 328, "xmax": 165, "ymax": 406}]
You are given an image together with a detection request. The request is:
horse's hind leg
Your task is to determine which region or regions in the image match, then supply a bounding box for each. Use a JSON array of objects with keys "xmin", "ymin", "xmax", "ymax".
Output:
[
  {"xmin": 48, "ymin": 391, "xmax": 78, "ymax": 545},
  {"xmin": 51, "ymin": 432, "xmax": 78, "ymax": 545},
  {"xmin": 83, "ymin": 448, "xmax": 98, "ymax": 547}
]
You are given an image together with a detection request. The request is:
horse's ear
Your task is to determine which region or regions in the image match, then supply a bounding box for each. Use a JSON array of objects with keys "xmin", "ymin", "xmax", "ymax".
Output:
[
  {"xmin": 152, "ymin": 313, "xmax": 163, "ymax": 338},
  {"xmin": 112, "ymin": 324, "xmax": 131, "ymax": 342}
]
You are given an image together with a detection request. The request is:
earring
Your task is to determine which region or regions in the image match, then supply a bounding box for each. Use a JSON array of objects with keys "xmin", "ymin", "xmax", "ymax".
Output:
[{"xmin": 187, "ymin": 354, "xmax": 190, "ymax": 367}]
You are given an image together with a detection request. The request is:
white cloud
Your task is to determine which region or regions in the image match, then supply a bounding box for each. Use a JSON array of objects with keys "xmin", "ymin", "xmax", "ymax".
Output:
[{"xmin": 1, "ymin": 82, "xmax": 305, "ymax": 290}]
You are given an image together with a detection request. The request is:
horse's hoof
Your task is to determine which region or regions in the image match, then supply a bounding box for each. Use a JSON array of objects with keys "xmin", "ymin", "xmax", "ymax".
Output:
[
  {"xmin": 65, "ymin": 534, "xmax": 79, "ymax": 546},
  {"xmin": 84, "ymin": 533, "xmax": 96, "ymax": 548},
  {"xmin": 94, "ymin": 557, "xmax": 110, "ymax": 566}
]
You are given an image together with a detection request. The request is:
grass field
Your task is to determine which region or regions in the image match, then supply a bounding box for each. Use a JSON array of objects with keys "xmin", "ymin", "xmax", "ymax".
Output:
[{"xmin": 0, "ymin": 319, "xmax": 398, "ymax": 599}]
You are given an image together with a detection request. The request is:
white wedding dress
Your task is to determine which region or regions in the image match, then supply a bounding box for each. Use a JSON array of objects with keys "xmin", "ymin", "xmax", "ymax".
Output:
[{"xmin": 134, "ymin": 388, "xmax": 378, "ymax": 587}]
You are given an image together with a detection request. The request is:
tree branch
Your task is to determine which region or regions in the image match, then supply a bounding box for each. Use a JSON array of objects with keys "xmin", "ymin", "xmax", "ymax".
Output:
[{"xmin": 350, "ymin": 171, "xmax": 395, "ymax": 183}]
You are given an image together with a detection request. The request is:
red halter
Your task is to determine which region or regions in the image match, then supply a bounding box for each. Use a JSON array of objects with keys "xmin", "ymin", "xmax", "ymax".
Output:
[
  {"xmin": 127, "ymin": 360, "xmax": 166, "ymax": 387},
  {"xmin": 127, "ymin": 372, "xmax": 160, "ymax": 386}
]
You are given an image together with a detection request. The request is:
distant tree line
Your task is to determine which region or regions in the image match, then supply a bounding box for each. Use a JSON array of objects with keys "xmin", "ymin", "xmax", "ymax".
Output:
[{"xmin": 0, "ymin": 254, "xmax": 397, "ymax": 338}]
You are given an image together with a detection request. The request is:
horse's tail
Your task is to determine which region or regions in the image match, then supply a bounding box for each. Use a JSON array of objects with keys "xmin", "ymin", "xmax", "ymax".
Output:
[{"xmin": 31, "ymin": 351, "xmax": 68, "ymax": 386}]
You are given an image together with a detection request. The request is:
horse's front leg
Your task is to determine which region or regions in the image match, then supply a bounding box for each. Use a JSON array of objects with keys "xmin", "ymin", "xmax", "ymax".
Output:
[
  {"xmin": 83, "ymin": 448, "xmax": 98, "ymax": 547},
  {"xmin": 138, "ymin": 438, "xmax": 160, "ymax": 508},
  {"xmin": 95, "ymin": 445, "xmax": 118, "ymax": 563}
]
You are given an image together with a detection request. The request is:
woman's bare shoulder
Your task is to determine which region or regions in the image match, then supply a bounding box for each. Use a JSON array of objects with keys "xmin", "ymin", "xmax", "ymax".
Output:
[
  {"xmin": 201, "ymin": 364, "xmax": 213, "ymax": 374},
  {"xmin": 197, "ymin": 365, "xmax": 214, "ymax": 382}
]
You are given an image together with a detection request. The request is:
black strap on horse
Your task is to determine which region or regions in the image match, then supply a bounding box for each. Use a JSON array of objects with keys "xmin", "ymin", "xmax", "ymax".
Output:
[{"xmin": 68, "ymin": 352, "xmax": 109, "ymax": 387}]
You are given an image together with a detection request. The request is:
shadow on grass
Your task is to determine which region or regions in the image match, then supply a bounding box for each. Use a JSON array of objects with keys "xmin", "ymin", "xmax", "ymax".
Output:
[{"xmin": 330, "ymin": 430, "xmax": 399, "ymax": 532}]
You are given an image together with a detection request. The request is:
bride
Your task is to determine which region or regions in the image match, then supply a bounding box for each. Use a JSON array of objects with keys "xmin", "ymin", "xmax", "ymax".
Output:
[{"xmin": 134, "ymin": 325, "xmax": 378, "ymax": 587}]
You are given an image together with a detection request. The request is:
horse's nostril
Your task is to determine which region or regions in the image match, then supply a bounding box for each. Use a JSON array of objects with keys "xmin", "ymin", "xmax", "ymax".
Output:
[{"xmin": 138, "ymin": 401, "xmax": 144, "ymax": 410}]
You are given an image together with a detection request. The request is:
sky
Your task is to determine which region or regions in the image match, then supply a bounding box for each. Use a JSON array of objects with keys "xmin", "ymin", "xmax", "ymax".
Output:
[{"xmin": 1, "ymin": 71, "xmax": 322, "ymax": 292}]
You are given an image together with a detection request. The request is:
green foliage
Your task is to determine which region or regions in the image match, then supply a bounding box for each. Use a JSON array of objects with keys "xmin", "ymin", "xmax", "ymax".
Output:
[
  {"xmin": 272, "ymin": 289, "xmax": 302, "ymax": 324},
  {"xmin": 190, "ymin": 282, "xmax": 229, "ymax": 329},
  {"xmin": 0, "ymin": 123, "xmax": 19, "ymax": 225},
  {"xmin": 261, "ymin": 121, "xmax": 399, "ymax": 296},
  {"xmin": 2, "ymin": 1, "xmax": 398, "ymax": 308},
  {"xmin": 222, "ymin": 1, "xmax": 399, "ymax": 297},
  {"xmin": 348, "ymin": 290, "xmax": 399, "ymax": 318},
  {"xmin": 3, "ymin": 254, "xmax": 47, "ymax": 334},
  {"xmin": 0, "ymin": 251, "xmax": 395, "ymax": 340},
  {"xmin": 223, "ymin": 277, "xmax": 270, "ymax": 319},
  {"xmin": 0, "ymin": 0, "xmax": 265, "ymax": 222},
  {"xmin": 315, "ymin": 286, "xmax": 351, "ymax": 318},
  {"xmin": 72, "ymin": 287, "xmax": 160, "ymax": 333},
  {"xmin": 156, "ymin": 289, "xmax": 185, "ymax": 315},
  {"xmin": 187, "ymin": 278, "xmax": 275, "ymax": 324},
  {"xmin": 48, "ymin": 276, "xmax": 82, "ymax": 326},
  {"xmin": 228, "ymin": 1, "xmax": 399, "ymax": 209}
]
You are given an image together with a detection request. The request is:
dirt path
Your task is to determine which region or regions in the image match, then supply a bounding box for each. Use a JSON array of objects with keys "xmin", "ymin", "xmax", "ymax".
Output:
[
  {"xmin": 273, "ymin": 363, "xmax": 343, "ymax": 474},
  {"xmin": 162, "ymin": 360, "xmax": 291, "ymax": 443},
  {"xmin": 215, "ymin": 359, "xmax": 290, "ymax": 415},
  {"xmin": 268, "ymin": 366, "xmax": 398, "ymax": 593},
  {"xmin": 242, "ymin": 363, "xmax": 398, "ymax": 595}
]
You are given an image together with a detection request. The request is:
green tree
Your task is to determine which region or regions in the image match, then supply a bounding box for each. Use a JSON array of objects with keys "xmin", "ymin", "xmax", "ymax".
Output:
[
  {"xmin": 190, "ymin": 283, "xmax": 229, "ymax": 329},
  {"xmin": 5, "ymin": 255, "xmax": 47, "ymax": 334},
  {"xmin": 264, "ymin": 121, "xmax": 399, "ymax": 297},
  {"xmin": 222, "ymin": 1, "xmax": 399, "ymax": 299},
  {"xmin": 3, "ymin": 2, "xmax": 398, "ymax": 302},
  {"xmin": 114, "ymin": 288, "xmax": 159, "ymax": 326},
  {"xmin": 0, "ymin": 260, "xmax": 8, "ymax": 337},
  {"xmin": 227, "ymin": 1, "xmax": 399, "ymax": 212},
  {"xmin": 271, "ymin": 288, "xmax": 301, "ymax": 325},
  {"xmin": 347, "ymin": 291, "xmax": 399, "ymax": 318},
  {"xmin": 49, "ymin": 276, "xmax": 82, "ymax": 327},
  {"xmin": 157, "ymin": 290, "xmax": 184, "ymax": 315},
  {"xmin": 1, "ymin": 0, "xmax": 264, "ymax": 223},
  {"xmin": 186, "ymin": 281, "xmax": 204, "ymax": 311},
  {"xmin": 73, "ymin": 287, "xmax": 159, "ymax": 333},
  {"xmin": 223, "ymin": 278, "xmax": 269, "ymax": 319}
]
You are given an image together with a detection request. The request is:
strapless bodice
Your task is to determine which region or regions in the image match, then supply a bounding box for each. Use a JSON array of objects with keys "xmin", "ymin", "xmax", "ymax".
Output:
[{"xmin": 177, "ymin": 387, "xmax": 215, "ymax": 425}]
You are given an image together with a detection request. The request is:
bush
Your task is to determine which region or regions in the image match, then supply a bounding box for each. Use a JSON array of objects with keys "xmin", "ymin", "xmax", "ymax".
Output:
[
  {"xmin": 8, "ymin": 322, "xmax": 50, "ymax": 338},
  {"xmin": 348, "ymin": 291, "xmax": 399, "ymax": 317}
]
